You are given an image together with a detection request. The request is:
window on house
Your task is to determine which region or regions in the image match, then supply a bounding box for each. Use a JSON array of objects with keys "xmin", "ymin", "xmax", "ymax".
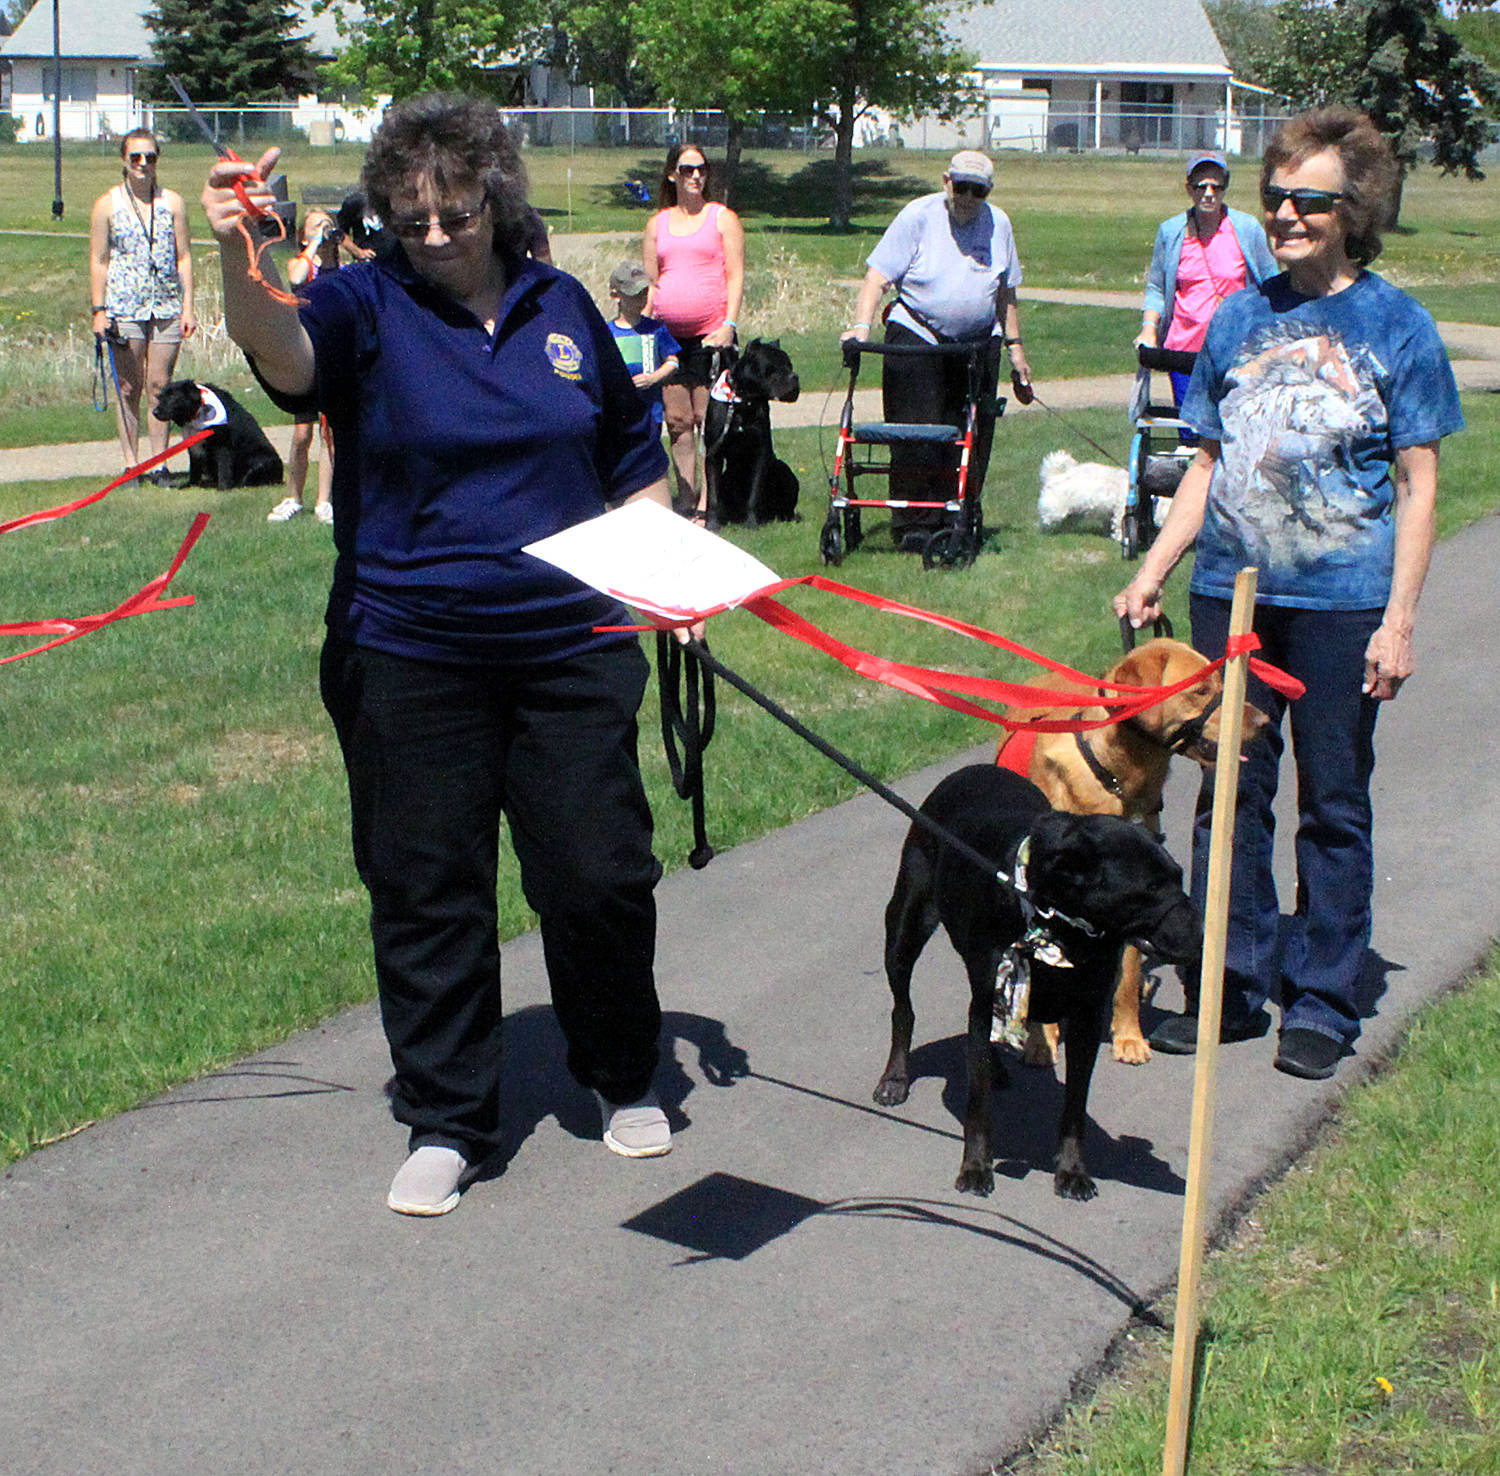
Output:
[
  {"xmin": 42, "ymin": 65, "xmax": 98, "ymax": 103},
  {"xmin": 1119, "ymin": 81, "xmax": 1174, "ymax": 146}
]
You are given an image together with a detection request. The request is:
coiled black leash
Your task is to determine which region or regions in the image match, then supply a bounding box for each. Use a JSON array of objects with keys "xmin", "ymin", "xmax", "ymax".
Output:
[{"xmin": 656, "ymin": 631, "xmax": 718, "ymax": 869}]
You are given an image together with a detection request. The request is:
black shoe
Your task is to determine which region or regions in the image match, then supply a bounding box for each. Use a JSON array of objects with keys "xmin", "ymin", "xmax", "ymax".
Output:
[
  {"xmin": 1273, "ymin": 1027, "xmax": 1344, "ymax": 1080},
  {"xmin": 1148, "ymin": 1007, "xmax": 1270, "ymax": 1055}
]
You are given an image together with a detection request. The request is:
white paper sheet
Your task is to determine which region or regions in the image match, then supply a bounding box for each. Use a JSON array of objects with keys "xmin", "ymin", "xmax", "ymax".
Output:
[{"xmin": 523, "ymin": 499, "xmax": 783, "ymax": 620}]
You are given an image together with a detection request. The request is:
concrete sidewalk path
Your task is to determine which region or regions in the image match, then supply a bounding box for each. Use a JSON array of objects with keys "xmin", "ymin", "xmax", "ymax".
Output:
[{"xmin": 3, "ymin": 504, "xmax": 1499, "ymax": 1474}]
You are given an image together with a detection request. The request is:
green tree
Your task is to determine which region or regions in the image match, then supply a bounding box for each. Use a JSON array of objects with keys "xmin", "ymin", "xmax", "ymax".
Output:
[
  {"xmin": 1256, "ymin": 0, "xmax": 1367, "ymax": 106},
  {"xmin": 525, "ymin": 0, "xmax": 658, "ymax": 108},
  {"xmin": 630, "ymin": 0, "xmax": 842, "ymax": 200},
  {"xmin": 142, "ymin": 0, "xmax": 318, "ymax": 103},
  {"xmin": 312, "ymin": 0, "xmax": 541, "ymax": 101},
  {"xmin": 1204, "ymin": 0, "xmax": 1282, "ymax": 85},
  {"xmin": 810, "ymin": 0, "xmax": 980, "ymax": 229},
  {"xmin": 631, "ymin": 0, "xmax": 976, "ymax": 225},
  {"xmin": 1353, "ymin": 0, "xmax": 1500, "ymax": 178}
]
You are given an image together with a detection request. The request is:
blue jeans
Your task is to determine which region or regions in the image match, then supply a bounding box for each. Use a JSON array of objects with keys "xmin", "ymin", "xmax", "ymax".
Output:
[{"xmin": 1187, "ymin": 595, "xmax": 1383, "ymax": 1045}]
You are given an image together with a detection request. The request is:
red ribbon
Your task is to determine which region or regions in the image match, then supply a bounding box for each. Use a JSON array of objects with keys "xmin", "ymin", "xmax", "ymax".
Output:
[
  {"xmin": 0, "ymin": 513, "xmax": 209, "ymax": 666},
  {"xmin": 1, "ymin": 435, "xmax": 214, "ymax": 665},
  {"xmin": 602, "ymin": 575, "xmax": 1305, "ymax": 732},
  {"xmin": 0, "ymin": 428, "xmax": 213, "ymax": 536}
]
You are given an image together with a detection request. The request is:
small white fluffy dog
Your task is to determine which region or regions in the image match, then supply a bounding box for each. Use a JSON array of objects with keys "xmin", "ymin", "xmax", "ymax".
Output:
[{"xmin": 1036, "ymin": 449, "xmax": 1128, "ymax": 540}]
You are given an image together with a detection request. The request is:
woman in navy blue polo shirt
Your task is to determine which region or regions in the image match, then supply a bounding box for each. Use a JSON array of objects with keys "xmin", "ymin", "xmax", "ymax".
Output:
[{"xmin": 204, "ymin": 95, "xmax": 676, "ymax": 1216}]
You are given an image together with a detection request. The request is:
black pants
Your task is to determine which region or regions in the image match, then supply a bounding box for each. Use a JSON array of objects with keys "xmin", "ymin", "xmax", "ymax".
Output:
[
  {"xmin": 881, "ymin": 322, "xmax": 1001, "ymax": 537},
  {"xmin": 320, "ymin": 636, "xmax": 662, "ymax": 1158}
]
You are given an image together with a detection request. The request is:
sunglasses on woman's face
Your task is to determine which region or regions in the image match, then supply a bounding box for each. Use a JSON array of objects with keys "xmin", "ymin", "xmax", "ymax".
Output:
[
  {"xmin": 128, "ymin": 152, "xmax": 158, "ymax": 165},
  {"xmin": 1261, "ymin": 185, "xmax": 1344, "ymax": 217},
  {"xmin": 677, "ymin": 163, "xmax": 707, "ymax": 177},
  {"xmin": 386, "ymin": 202, "xmax": 487, "ymax": 240},
  {"xmin": 951, "ymin": 181, "xmax": 989, "ymax": 199}
]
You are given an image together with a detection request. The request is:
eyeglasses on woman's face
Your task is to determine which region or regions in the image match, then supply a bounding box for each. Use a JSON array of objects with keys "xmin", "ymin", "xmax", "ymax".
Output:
[
  {"xmin": 127, "ymin": 151, "xmax": 158, "ymax": 165},
  {"xmin": 1261, "ymin": 185, "xmax": 1345, "ymax": 217},
  {"xmin": 676, "ymin": 162, "xmax": 707, "ymax": 177},
  {"xmin": 386, "ymin": 201, "xmax": 488, "ymax": 240}
]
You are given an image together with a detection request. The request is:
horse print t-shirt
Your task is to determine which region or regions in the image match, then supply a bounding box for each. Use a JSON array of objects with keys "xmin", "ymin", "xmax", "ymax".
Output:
[{"xmin": 1182, "ymin": 271, "xmax": 1463, "ymax": 610}]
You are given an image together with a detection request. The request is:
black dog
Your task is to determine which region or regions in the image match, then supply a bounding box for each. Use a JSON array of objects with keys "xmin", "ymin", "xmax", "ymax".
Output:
[
  {"xmin": 153, "ymin": 380, "xmax": 284, "ymax": 491},
  {"xmin": 875, "ymin": 765, "xmax": 1202, "ymax": 1200},
  {"xmin": 702, "ymin": 340, "xmax": 801, "ymax": 529}
]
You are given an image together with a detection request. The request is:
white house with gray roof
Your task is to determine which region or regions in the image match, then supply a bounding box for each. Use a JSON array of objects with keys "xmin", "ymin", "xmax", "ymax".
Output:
[
  {"xmin": 910, "ymin": 0, "xmax": 1281, "ymax": 157},
  {"xmin": 1, "ymin": 0, "xmax": 352, "ymax": 143}
]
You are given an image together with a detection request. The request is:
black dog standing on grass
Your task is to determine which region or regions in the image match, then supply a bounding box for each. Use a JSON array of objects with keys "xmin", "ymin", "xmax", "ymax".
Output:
[
  {"xmin": 153, "ymin": 379, "xmax": 284, "ymax": 491},
  {"xmin": 876, "ymin": 765, "xmax": 1202, "ymax": 1200},
  {"xmin": 702, "ymin": 339, "xmax": 801, "ymax": 529}
]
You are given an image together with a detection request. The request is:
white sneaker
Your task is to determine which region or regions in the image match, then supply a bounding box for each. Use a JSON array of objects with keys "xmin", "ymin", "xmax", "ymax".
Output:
[
  {"xmin": 387, "ymin": 1145, "xmax": 467, "ymax": 1216},
  {"xmin": 267, "ymin": 496, "xmax": 303, "ymax": 523},
  {"xmin": 596, "ymin": 1091, "xmax": 672, "ymax": 1158},
  {"xmin": 314, "ymin": 501, "xmax": 334, "ymax": 526}
]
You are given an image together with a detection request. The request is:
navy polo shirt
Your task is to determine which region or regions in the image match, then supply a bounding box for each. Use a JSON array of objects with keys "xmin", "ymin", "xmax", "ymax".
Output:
[{"xmin": 256, "ymin": 251, "xmax": 669, "ymax": 665}]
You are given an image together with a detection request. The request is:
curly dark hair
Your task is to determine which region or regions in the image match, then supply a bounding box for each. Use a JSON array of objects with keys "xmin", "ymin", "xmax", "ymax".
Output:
[
  {"xmin": 362, "ymin": 93, "xmax": 532, "ymax": 256},
  {"xmin": 1261, "ymin": 106, "xmax": 1399, "ymax": 267},
  {"xmin": 656, "ymin": 141, "xmax": 712, "ymax": 209}
]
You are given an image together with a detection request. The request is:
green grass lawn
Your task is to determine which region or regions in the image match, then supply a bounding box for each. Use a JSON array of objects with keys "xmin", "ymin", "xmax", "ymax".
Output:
[{"xmin": 1010, "ymin": 952, "xmax": 1500, "ymax": 1476}]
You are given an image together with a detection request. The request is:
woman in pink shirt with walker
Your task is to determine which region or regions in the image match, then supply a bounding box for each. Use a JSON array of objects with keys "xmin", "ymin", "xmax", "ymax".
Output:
[
  {"xmin": 1137, "ymin": 150, "xmax": 1278, "ymax": 407},
  {"xmin": 643, "ymin": 142, "xmax": 745, "ymax": 520}
]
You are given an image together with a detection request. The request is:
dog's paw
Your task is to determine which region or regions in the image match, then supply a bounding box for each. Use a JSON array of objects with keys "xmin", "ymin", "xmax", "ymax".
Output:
[
  {"xmin": 1021, "ymin": 1022, "xmax": 1059, "ymax": 1069},
  {"xmin": 1111, "ymin": 1034, "xmax": 1152, "ymax": 1066},
  {"xmin": 1053, "ymin": 1167, "xmax": 1098, "ymax": 1201},
  {"xmin": 872, "ymin": 1075, "xmax": 910, "ymax": 1107},
  {"xmin": 955, "ymin": 1163, "xmax": 996, "ymax": 1197}
]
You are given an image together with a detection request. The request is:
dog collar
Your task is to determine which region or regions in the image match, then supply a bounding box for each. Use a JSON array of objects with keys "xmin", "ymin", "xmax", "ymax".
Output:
[
  {"xmin": 1011, "ymin": 831, "xmax": 1101, "ymax": 961},
  {"xmin": 709, "ymin": 368, "xmax": 739, "ymax": 404}
]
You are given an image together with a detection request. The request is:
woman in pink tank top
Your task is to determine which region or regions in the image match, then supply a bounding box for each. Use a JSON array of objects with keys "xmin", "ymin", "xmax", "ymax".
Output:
[{"xmin": 643, "ymin": 143, "xmax": 745, "ymax": 518}]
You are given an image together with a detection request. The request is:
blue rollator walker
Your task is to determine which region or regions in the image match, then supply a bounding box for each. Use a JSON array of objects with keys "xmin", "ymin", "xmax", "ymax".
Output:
[
  {"xmin": 1121, "ymin": 343, "xmax": 1198, "ymax": 559},
  {"xmin": 821, "ymin": 338, "xmax": 998, "ymax": 571}
]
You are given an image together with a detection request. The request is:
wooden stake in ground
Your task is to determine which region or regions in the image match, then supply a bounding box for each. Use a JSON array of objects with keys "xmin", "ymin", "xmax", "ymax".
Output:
[{"xmin": 1162, "ymin": 565, "xmax": 1258, "ymax": 1476}]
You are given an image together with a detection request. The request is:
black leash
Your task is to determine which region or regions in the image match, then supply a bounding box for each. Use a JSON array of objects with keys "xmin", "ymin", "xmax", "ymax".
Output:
[
  {"xmin": 1030, "ymin": 391, "xmax": 1126, "ymax": 469},
  {"xmin": 656, "ymin": 632, "xmax": 718, "ymax": 869},
  {"xmin": 665, "ymin": 634, "xmax": 1013, "ymax": 886},
  {"xmin": 1119, "ymin": 612, "xmax": 1173, "ymax": 651},
  {"xmin": 91, "ymin": 336, "xmax": 110, "ymax": 412}
]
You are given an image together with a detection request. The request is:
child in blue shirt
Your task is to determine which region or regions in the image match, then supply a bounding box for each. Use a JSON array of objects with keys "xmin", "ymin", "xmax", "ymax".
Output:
[{"xmin": 608, "ymin": 261, "xmax": 679, "ymax": 430}]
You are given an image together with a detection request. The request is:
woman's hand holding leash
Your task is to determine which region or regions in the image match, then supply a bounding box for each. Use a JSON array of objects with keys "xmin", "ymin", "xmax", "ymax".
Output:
[{"xmin": 202, "ymin": 147, "xmax": 281, "ymax": 242}]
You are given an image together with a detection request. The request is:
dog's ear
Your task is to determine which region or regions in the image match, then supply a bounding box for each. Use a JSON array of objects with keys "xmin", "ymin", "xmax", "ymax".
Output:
[
  {"xmin": 1107, "ymin": 643, "xmax": 1162, "ymax": 687},
  {"xmin": 1029, "ymin": 812, "xmax": 1099, "ymax": 890}
]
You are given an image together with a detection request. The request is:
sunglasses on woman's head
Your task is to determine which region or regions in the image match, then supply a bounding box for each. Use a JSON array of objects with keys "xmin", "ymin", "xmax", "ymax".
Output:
[
  {"xmin": 677, "ymin": 163, "xmax": 707, "ymax": 176},
  {"xmin": 386, "ymin": 203, "xmax": 487, "ymax": 240},
  {"xmin": 1261, "ymin": 185, "xmax": 1344, "ymax": 216},
  {"xmin": 951, "ymin": 181, "xmax": 989, "ymax": 198},
  {"xmin": 128, "ymin": 152, "xmax": 157, "ymax": 165}
]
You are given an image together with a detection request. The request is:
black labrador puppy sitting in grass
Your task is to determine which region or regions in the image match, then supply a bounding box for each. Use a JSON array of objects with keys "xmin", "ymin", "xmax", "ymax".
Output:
[
  {"xmin": 875, "ymin": 765, "xmax": 1202, "ymax": 1200},
  {"xmin": 702, "ymin": 340, "xmax": 801, "ymax": 529},
  {"xmin": 153, "ymin": 379, "xmax": 284, "ymax": 491}
]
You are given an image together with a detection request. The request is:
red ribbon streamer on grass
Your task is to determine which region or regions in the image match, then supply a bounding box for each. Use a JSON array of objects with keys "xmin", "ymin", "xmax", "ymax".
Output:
[
  {"xmin": 0, "ymin": 435, "xmax": 214, "ymax": 665},
  {"xmin": 0, "ymin": 513, "xmax": 208, "ymax": 666},
  {"xmin": 0, "ymin": 429, "xmax": 212, "ymax": 536},
  {"xmin": 602, "ymin": 576, "xmax": 1304, "ymax": 732}
]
